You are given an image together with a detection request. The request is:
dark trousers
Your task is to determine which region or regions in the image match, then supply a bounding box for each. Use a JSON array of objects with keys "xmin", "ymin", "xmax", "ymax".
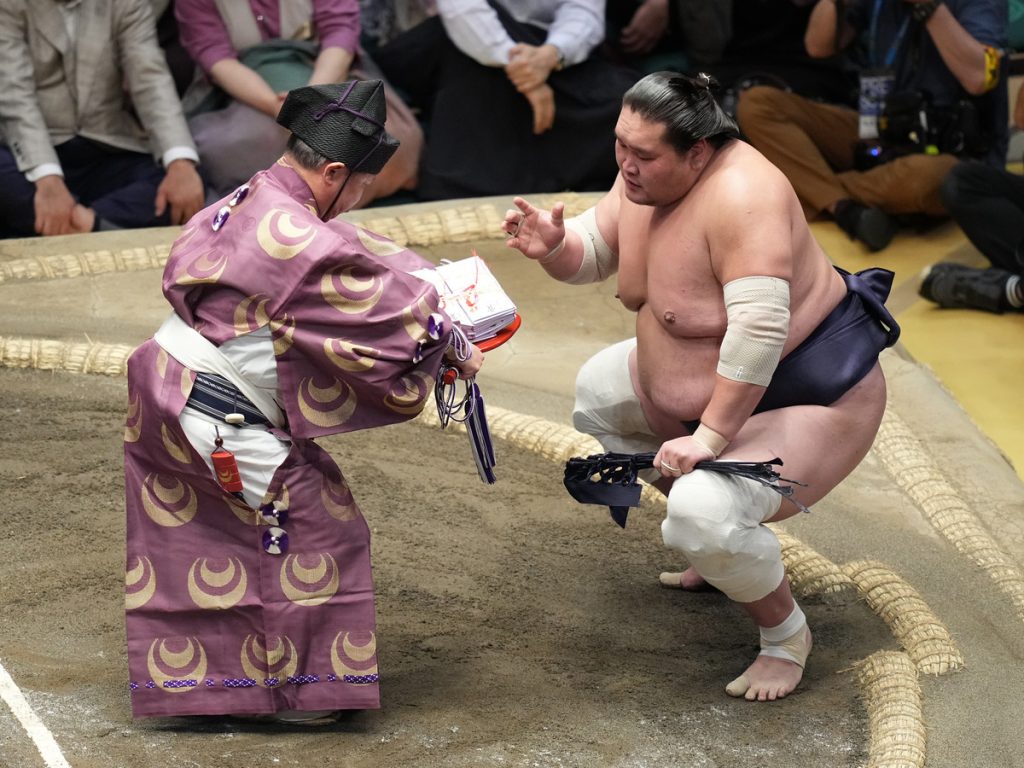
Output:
[
  {"xmin": 941, "ymin": 160, "xmax": 1024, "ymax": 276},
  {"xmin": 374, "ymin": 15, "xmax": 639, "ymax": 200},
  {"xmin": 0, "ymin": 137, "xmax": 171, "ymax": 238}
]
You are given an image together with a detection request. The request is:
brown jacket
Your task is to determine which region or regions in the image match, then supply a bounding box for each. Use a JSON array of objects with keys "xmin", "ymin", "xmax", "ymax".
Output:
[{"xmin": 0, "ymin": 0, "xmax": 196, "ymax": 171}]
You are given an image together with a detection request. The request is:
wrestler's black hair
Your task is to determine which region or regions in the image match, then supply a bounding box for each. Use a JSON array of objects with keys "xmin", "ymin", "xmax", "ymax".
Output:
[{"xmin": 622, "ymin": 71, "xmax": 740, "ymax": 155}]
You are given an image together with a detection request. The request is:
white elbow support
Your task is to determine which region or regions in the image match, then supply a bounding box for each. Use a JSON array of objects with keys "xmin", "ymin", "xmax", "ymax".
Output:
[
  {"xmin": 562, "ymin": 206, "xmax": 617, "ymax": 285},
  {"xmin": 661, "ymin": 470, "xmax": 784, "ymax": 603},
  {"xmin": 716, "ymin": 276, "xmax": 790, "ymax": 387}
]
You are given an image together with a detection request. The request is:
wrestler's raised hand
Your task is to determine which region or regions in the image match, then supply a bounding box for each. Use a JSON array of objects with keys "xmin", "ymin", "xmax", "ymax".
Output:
[{"xmin": 503, "ymin": 196, "xmax": 566, "ymax": 261}]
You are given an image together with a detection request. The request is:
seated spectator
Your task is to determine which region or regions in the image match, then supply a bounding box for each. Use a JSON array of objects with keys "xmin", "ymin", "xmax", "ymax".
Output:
[
  {"xmin": 359, "ymin": 0, "xmax": 436, "ymax": 53},
  {"xmin": 736, "ymin": 0, "xmax": 1008, "ymax": 252},
  {"xmin": 0, "ymin": 0, "xmax": 205, "ymax": 238},
  {"xmin": 175, "ymin": 0, "xmax": 422, "ymax": 206},
  {"xmin": 710, "ymin": 0, "xmax": 857, "ymax": 116},
  {"xmin": 604, "ymin": 0, "xmax": 729, "ymax": 75},
  {"xmin": 919, "ymin": 78, "xmax": 1024, "ymax": 314},
  {"xmin": 372, "ymin": 0, "xmax": 641, "ymax": 201}
]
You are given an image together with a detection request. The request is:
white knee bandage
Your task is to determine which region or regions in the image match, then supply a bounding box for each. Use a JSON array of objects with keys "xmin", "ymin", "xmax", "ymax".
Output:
[
  {"xmin": 661, "ymin": 470, "xmax": 783, "ymax": 603},
  {"xmin": 562, "ymin": 206, "xmax": 618, "ymax": 285},
  {"xmin": 717, "ymin": 275, "xmax": 790, "ymax": 387}
]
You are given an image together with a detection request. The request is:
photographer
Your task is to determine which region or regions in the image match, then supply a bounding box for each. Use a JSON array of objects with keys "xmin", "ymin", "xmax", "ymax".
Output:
[
  {"xmin": 919, "ymin": 78, "xmax": 1024, "ymax": 314},
  {"xmin": 735, "ymin": 0, "xmax": 1008, "ymax": 252}
]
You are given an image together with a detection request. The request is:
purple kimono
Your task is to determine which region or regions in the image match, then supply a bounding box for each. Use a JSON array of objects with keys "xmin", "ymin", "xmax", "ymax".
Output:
[{"xmin": 123, "ymin": 160, "xmax": 449, "ymax": 718}]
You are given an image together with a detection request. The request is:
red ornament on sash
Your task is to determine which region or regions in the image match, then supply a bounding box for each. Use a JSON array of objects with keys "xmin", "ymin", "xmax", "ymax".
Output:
[{"xmin": 211, "ymin": 427, "xmax": 244, "ymax": 494}]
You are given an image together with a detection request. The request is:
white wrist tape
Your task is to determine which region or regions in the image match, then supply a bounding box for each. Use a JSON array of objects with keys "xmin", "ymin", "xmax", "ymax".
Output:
[
  {"xmin": 716, "ymin": 276, "xmax": 790, "ymax": 387},
  {"xmin": 539, "ymin": 237, "xmax": 566, "ymax": 264},
  {"xmin": 691, "ymin": 423, "xmax": 729, "ymax": 458},
  {"xmin": 562, "ymin": 206, "xmax": 618, "ymax": 285}
]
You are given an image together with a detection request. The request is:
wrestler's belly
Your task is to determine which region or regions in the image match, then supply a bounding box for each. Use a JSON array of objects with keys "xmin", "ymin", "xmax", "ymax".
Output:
[{"xmin": 633, "ymin": 307, "xmax": 719, "ymax": 437}]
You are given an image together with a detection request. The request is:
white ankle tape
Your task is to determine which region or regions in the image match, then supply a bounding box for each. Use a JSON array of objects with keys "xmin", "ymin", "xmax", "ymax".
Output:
[{"xmin": 758, "ymin": 605, "xmax": 809, "ymax": 667}]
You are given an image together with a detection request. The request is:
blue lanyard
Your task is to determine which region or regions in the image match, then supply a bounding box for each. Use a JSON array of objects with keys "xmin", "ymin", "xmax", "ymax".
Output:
[{"xmin": 869, "ymin": 0, "xmax": 912, "ymax": 69}]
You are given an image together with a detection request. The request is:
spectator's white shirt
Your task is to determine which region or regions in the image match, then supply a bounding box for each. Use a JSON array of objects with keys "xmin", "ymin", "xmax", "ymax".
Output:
[{"xmin": 435, "ymin": 0, "xmax": 604, "ymax": 68}]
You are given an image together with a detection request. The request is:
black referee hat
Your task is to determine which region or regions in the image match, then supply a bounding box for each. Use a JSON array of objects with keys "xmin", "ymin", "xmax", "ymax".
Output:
[{"xmin": 277, "ymin": 80, "xmax": 399, "ymax": 174}]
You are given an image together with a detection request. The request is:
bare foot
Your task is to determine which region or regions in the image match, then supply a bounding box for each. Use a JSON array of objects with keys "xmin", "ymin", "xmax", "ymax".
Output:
[
  {"xmin": 725, "ymin": 627, "xmax": 812, "ymax": 701},
  {"xmin": 70, "ymin": 204, "xmax": 96, "ymax": 233},
  {"xmin": 658, "ymin": 567, "xmax": 713, "ymax": 591}
]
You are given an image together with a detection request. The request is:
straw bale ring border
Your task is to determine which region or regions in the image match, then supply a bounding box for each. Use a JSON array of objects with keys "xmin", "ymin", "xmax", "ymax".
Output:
[
  {"xmin": 873, "ymin": 408, "xmax": 1024, "ymax": 623},
  {"xmin": 0, "ymin": 244, "xmax": 169, "ymax": 284}
]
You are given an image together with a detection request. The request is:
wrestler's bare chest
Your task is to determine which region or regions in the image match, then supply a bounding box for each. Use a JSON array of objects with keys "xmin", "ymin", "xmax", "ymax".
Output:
[
  {"xmin": 616, "ymin": 205, "xmax": 725, "ymax": 339},
  {"xmin": 613, "ymin": 203, "xmax": 727, "ymax": 426}
]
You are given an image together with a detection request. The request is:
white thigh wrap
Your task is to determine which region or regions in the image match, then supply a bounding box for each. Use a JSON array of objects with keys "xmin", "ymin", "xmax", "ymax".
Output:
[
  {"xmin": 717, "ymin": 275, "xmax": 790, "ymax": 387},
  {"xmin": 564, "ymin": 206, "xmax": 618, "ymax": 285},
  {"xmin": 572, "ymin": 338, "xmax": 659, "ymax": 451},
  {"xmin": 661, "ymin": 470, "xmax": 784, "ymax": 603}
]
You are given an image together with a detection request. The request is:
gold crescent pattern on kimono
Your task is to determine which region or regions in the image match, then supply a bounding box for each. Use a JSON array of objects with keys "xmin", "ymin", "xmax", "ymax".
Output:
[
  {"xmin": 321, "ymin": 471, "xmax": 358, "ymax": 522},
  {"xmin": 124, "ymin": 389, "xmax": 142, "ymax": 443},
  {"xmin": 147, "ymin": 638, "xmax": 208, "ymax": 693},
  {"xmin": 402, "ymin": 294, "xmax": 437, "ymax": 342},
  {"xmin": 257, "ymin": 209, "xmax": 316, "ymax": 260},
  {"xmin": 270, "ymin": 314, "xmax": 296, "ymax": 355},
  {"xmin": 174, "ymin": 220, "xmax": 201, "ymax": 249},
  {"xmin": 180, "ymin": 368, "xmax": 193, "ymax": 399},
  {"xmin": 125, "ymin": 555, "xmax": 157, "ymax": 610},
  {"xmin": 188, "ymin": 557, "xmax": 249, "ymax": 610},
  {"xmin": 156, "ymin": 348, "xmax": 169, "ymax": 379},
  {"xmin": 160, "ymin": 422, "xmax": 193, "ymax": 465},
  {"xmin": 297, "ymin": 376, "xmax": 357, "ymax": 428},
  {"xmin": 324, "ymin": 337, "xmax": 379, "ymax": 372},
  {"xmin": 176, "ymin": 246, "xmax": 229, "ymax": 284},
  {"xmin": 141, "ymin": 474, "xmax": 198, "ymax": 527},
  {"xmin": 241, "ymin": 636, "xmax": 298, "ymax": 687},
  {"xmin": 384, "ymin": 372, "xmax": 432, "ymax": 416},
  {"xmin": 233, "ymin": 294, "xmax": 271, "ymax": 335},
  {"xmin": 320, "ymin": 266, "xmax": 384, "ymax": 314},
  {"xmin": 241, "ymin": 635, "xmax": 299, "ymax": 687},
  {"xmin": 331, "ymin": 631, "xmax": 378, "ymax": 680},
  {"xmin": 280, "ymin": 553, "xmax": 340, "ymax": 606},
  {"xmin": 357, "ymin": 226, "xmax": 407, "ymax": 257}
]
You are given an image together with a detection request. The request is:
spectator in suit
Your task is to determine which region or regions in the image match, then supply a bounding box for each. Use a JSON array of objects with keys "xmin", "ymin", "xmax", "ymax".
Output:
[{"xmin": 0, "ymin": 0, "xmax": 205, "ymax": 238}]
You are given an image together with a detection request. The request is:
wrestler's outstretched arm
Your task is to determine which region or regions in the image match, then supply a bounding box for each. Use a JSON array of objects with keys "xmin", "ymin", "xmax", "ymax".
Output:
[{"xmin": 504, "ymin": 177, "xmax": 621, "ymax": 283}]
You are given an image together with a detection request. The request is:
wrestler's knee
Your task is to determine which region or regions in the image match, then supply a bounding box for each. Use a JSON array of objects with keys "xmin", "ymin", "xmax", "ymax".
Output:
[
  {"xmin": 659, "ymin": 475, "xmax": 765, "ymax": 552},
  {"xmin": 661, "ymin": 471, "xmax": 784, "ymax": 602}
]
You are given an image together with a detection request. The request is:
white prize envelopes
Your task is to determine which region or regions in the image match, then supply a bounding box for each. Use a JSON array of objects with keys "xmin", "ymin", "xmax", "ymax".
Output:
[
  {"xmin": 417, "ymin": 254, "xmax": 519, "ymax": 485},
  {"xmin": 413, "ymin": 254, "xmax": 517, "ymax": 341}
]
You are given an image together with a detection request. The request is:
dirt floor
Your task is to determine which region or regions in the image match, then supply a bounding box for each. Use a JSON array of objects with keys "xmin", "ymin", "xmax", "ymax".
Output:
[
  {"xmin": 2, "ymin": 214, "xmax": 1024, "ymax": 768},
  {"xmin": 0, "ymin": 366, "xmax": 894, "ymax": 768}
]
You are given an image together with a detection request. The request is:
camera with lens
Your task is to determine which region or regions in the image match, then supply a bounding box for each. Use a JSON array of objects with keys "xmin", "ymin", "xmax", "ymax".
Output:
[{"xmin": 855, "ymin": 90, "xmax": 990, "ymax": 170}]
